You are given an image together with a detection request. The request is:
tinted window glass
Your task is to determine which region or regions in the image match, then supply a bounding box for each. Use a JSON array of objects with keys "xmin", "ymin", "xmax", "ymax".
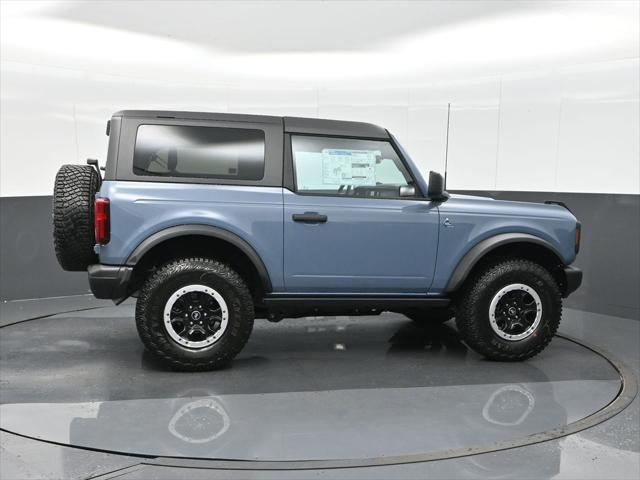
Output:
[
  {"xmin": 291, "ymin": 135, "xmax": 416, "ymax": 198},
  {"xmin": 133, "ymin": 124, "xmax": 265, "ymax": 180}
]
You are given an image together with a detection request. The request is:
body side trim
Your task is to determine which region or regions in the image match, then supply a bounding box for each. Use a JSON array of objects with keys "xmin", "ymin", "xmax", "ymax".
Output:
[{"xmin": 262, "ymin": 296, "xmax": 449, "ymax": 311}]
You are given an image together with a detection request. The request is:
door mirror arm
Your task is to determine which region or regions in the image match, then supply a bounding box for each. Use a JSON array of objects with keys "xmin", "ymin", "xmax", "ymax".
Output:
[{"xmin": 399, "ymin": 185, "xmax": 416, "ymax": 197}]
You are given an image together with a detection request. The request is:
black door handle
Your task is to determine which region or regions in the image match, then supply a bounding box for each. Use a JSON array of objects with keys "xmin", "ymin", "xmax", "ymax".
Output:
[{"xmin": 292, "ymin": 212, "xmax": 328, "ymax": 223}]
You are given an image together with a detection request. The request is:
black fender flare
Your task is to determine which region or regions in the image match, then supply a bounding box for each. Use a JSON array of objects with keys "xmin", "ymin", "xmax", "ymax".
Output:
[
  {"xmin": 126, "ymin": 225, "xmax": 272, "ymax": 293},
  {"xmin": 445, "ymin": 233, "xmax": 564, "ymax": 293}
]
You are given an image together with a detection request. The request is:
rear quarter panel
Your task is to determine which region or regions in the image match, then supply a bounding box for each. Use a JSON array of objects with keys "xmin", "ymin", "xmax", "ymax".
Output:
[
  {"xmin": 97, "ymin": 181, "xmax": 285, "ymax": 290},
  {"xmin": 430, "ymin": 195, "xmax": 577, "ymax": 294}
]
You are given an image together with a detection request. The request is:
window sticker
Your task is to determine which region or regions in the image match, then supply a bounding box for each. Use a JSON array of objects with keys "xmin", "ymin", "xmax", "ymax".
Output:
[{"xmin": 321, "ymin": 149, "xmax": 380, "ymax": 186}]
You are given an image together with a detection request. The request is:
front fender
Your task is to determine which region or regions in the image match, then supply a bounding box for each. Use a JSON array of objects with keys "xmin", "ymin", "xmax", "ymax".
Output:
[{"xmin": 430, "ymin": 195, "xmax": 577, "ymax": 294}]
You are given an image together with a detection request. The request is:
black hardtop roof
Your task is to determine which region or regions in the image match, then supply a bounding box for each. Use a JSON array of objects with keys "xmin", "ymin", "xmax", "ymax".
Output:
[{"xmin": 112, "ymin": 110, "xmax": 389, "ymax": 139}]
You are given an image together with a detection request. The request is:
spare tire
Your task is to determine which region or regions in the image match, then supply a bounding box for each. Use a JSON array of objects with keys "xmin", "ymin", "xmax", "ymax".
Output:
[{"xmin": 53, "ymin": 164, "xmax": 101, "ymax": 271}]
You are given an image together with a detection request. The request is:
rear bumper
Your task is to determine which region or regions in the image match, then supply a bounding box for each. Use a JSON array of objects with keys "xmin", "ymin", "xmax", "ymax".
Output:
[
  {"xmin": 88, "ymin": 264, "xmax": 133, "ymax": 302},
  {"xmin": 563, "ymin": 266, "xmax": 583, "ymax": 297}
]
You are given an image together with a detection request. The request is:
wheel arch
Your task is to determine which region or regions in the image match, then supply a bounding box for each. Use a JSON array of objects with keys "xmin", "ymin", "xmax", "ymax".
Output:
[
  {"xmin": 126, "ymin": 225, "xmax": 272, "ymax": 297},
  {"xmin": 445, "ymin": 233, "xmax": 567, "ymax": 294}
]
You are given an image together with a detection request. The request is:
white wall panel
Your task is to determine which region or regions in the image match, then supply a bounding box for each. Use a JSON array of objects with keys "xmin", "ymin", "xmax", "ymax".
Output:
[
  {"xmin": 226, "ymin": 87, "xmax": 318, "ymax": 117},
  {"xmin": 430, "ymin": 80, "xmax": 501, "ymax": 191},
  {"xmin": 72, "ymin": 74, "xmax": 141, "ymax": 165},
  {"xmin": 447, "ymin": 104, "xmax": 501, "ymax": 191},
  {"xmin": 1, "ymin": 60, "xmax": 638, "ymax": 197},
  {"xmin": 318, "ymin": 87, "xmax": 410, "ymax": 145},
  {"xmin": 555, "ymin": 60, "xmax": 640, "ymax": 194},
  {"xmin": 0, "ymin": 64, "xmax": 80, "ymax": 197},
  {"xmin": 495, "ymin": 73, "xmax": 561, "ymax": 191},
  {"xmin": 127, "ymin": 79, "xmax": 229, "ymax": 112},
  {"xmin": 318, "ymin": 104, "xmax": 409, "ymax": 145},
  {"xmin": 406, "ymin": 105, "xmax": 449, "ymax": 178}
]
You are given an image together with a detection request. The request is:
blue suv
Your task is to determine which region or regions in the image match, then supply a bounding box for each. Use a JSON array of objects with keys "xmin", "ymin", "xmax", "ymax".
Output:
[{"xmin": 52, "ymin": 110, "xmax": 582, "ymax": 370}]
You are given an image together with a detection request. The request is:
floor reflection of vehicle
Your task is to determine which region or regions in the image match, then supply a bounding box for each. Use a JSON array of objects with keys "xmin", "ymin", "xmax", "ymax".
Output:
[
  {"xmin": 69, "ymin": 389, "xmax": 234, "ymax": 458},
  {"xmin": 387, "ymin": 321, "xmax": 564, "ymax": 478},
  {"xmin": 168, "ymin": 397, "xmax": 230, "ymax": 444},
  {"xmin": 482, "ymin": 384, "xmax": 536, "ymax": 426},
  {"xmin": 65, "ymin": 319, "xmax": 566, "ymax": 476},
  {"xmin": 451, "ymin": 368, "xmax": 564, "ymax": 479}
]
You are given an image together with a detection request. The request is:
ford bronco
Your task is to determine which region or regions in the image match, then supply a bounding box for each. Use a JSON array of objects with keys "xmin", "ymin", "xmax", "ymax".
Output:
[{"xmin": 53, "ymin": 110, "xmax": 582, "ymax": 370}]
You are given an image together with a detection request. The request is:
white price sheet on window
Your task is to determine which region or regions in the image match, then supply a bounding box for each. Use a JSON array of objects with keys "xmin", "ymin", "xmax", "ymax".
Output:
[{"xmin": 321, "ymin": 149, "xmax": 379, "ymax": 186}]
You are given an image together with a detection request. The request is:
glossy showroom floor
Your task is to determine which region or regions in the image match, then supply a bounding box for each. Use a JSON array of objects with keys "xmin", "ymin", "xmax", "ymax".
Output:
[{"xmin": 0, "ymin": 296, "xmax": 638, "ymax": 479}]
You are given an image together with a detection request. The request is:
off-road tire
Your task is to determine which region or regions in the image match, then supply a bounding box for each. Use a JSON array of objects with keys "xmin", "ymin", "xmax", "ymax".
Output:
[
  {"xmin": 455, "ymin": 259, "xmax": 561, "ymax": 361},
  {"xmin": 53, "ymin": 164, "xmax": 101, "ymax": 271},
  {"xmin": 136, "ymin": 258, "xmax": 254, "ymax": 371},
  {"xmin": 405, "ymin": 307, "xmax": 453, "ymax": 324}
]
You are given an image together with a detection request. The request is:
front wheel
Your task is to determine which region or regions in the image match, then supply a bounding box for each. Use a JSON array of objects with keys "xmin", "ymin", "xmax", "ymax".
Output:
[
  {"xmin": 136, "ymin": 258, "xmax": 254, "ymax": 371},
  {"xmin": 455, "ymin": 259, "xmax": 561, "ymax": 361}
]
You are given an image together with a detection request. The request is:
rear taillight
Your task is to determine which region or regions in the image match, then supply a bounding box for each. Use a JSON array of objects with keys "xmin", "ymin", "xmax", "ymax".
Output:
[
  {"xmin": 94, "ymin": 198, "xmax": 110, "ymax": 245},
  {"xmin": 575, "ymin": 222, "xmax": 581, "ymax": 254}
]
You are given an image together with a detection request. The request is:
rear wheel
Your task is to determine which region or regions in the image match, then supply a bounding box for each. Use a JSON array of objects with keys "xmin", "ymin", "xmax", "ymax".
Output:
[
  {"xmin": 455, "ymin": 259, "xmax": 561, "ymax": 361},
  {"xmin": 52, "ymin": 164, "xmax": 101, "ymax": 271},
  {"xmin": 136, "ymin": 258, "xmax": 254, "ymax": 371}
]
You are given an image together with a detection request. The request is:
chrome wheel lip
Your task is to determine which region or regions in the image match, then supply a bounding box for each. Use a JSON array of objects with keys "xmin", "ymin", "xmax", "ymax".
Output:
[
  {"xmin": 163, "ymin": 284, "xmax": 229, "ymax": 349},
  {"xmin": 489, "ymin": 283, "xmax": 542, "ymax": 341}
]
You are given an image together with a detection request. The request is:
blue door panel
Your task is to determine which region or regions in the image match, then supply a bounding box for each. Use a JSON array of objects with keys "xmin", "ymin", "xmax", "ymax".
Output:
[{"xmin": 283, "ymin": 190, "xmax": 439, "ymax": 293}]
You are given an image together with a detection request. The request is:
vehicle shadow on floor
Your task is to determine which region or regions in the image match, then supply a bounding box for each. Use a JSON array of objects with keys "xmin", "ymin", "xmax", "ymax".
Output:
[
  {"xmin": 140, "ymin": 318, "xmax": 469, "ymax": 372},
  {"xmin": 386, "ymin": 320, "xmax": 468, "ymax": 357}
]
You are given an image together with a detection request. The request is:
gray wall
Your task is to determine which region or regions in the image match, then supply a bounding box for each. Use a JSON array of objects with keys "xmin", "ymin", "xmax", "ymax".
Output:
[
  {"xmin": 0, "ymin": 196, "xmax": 90, "ymax": 300},
  {"xmin": 1, "ymin": 193, "xmax": 638, "ymax": 320}
]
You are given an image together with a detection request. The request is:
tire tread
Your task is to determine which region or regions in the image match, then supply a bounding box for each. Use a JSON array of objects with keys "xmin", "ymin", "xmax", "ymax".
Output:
[
  {"xmin": 455, "ymin": 258, "xmax": 562, "ymax": 361},
  {"xmin": 135, "ymin": 257, "xmax": 254, "ymax": 371},
  {"xmin": 53, "ymin": 164, "xmax": 100, "ymax": 271}
]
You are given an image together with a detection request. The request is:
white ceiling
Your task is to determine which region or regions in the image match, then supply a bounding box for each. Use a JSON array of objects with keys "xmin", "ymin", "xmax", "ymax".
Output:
[
  {"xmin": 34, "ymin": 0, "xmax": 534, "ymax": 53},
  {"xmin": 1, "ymin": 0, "xmax": 638, "ymax": 86}
]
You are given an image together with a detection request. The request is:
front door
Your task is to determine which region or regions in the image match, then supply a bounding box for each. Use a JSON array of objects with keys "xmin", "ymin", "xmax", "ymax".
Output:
[{"xmin": 283, "ymin": 134, "xmax": 439, "ymax": 294}]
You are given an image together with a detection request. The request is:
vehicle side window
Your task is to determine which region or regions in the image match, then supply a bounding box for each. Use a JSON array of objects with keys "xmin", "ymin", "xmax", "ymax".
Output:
[
  {"xmin": 133, "ymin": 124, "xmax": 265, "ymax": 180},
  {"xmin": 291, "ymin": 135, "xmax": 416, "ymax": 198}
]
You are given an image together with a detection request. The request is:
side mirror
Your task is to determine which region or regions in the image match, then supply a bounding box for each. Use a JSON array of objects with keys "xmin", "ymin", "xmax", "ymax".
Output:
[
  {"xmin": 427, "ymin": 171, "xmax": 449, "ymax": 201},
  {"xmin": 399, "ymin": 185, "xmax": 416, "ymax": 197}
]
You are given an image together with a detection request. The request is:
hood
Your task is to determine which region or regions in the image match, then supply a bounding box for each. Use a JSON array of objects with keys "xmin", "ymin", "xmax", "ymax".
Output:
[
  {"xmin": 448, "ymin": 193, "xmax": 495, "ymax": 201},
  {"xmin": 442, "ymin": 193, "xmax": 577, "ymax": 222}
]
